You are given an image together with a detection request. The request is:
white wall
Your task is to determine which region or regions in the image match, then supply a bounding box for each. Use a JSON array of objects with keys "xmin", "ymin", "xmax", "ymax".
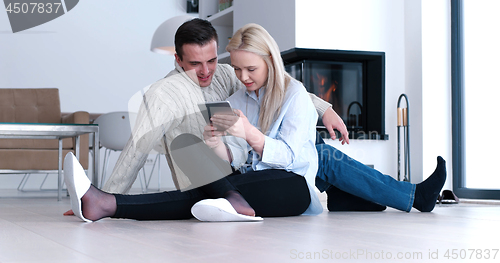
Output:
[
  {"xmin": 0, "ymin": 0, "xmax": 193, "ymax": 113},
  {"xmin": 422, "ymin": 0, "xmax": 452, "ymax": 189},
  {"xmin": 0, "ymin": 0, "xmax": 193, "ymax": 190},
  {"xmin": 404, "ymin": 0, "xmax": 423, "ymax": 183},
  {"xmin": 295, "ymin": 0, "xmax": 408, "ymax": 179}
]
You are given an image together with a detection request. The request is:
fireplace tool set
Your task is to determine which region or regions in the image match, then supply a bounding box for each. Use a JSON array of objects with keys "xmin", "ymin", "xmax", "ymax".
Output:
[{"xmin": 397, "ymin": 94, "xmax": 410, "ymax": 182}]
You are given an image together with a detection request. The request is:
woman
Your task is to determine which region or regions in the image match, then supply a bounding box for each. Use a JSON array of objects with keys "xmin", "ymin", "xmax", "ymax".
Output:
[
  {"xmin": 197, "ymin": 22, "xmax": 322, "ymax": 218},
  {"xmin": 64, "ymin": 23, "xmax": 321, "ymax": 222}
]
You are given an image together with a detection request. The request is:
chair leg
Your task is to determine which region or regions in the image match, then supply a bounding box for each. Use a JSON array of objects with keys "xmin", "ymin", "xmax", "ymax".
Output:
[
  {"xmin": 139, "ymin": 168, "xmax": 147, "ymax": 193},
  {"xmin": 157, "ymin": 154, "xmax": 161, "ymax": 191},
  {"xmin": 145, "ymin": 156, "xmax": 157, "ymax": 189},
  {"xmin": 17, "ymin": 173, "xmax": 30, "ymax": 191},
  {"xmin": 100, "ymin": 148, "xmax": 112, "ymax": 187},
  {"xmin": 39, "ymin": 173, "xmax": 50, "ymax": 190},
  {"xmin": 142, "ymin": 153, "xmax": 162, "ymax": 192},
  {"xmin": 17, "ymin": 173, "xmax": 57, "ymax": 192},
  {"xmin": 95, "ymin": 150, "xmax": 162, "ymax": 193}
]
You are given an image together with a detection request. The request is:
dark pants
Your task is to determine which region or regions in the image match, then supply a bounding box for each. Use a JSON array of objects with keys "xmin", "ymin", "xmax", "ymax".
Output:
[
  {"xmin": 112, "ymin": 134, "xmax": 310, "ymax": 220},
  {"xmin": 113, "ymin": 170, "xmax": 310, "ymax": 220}
]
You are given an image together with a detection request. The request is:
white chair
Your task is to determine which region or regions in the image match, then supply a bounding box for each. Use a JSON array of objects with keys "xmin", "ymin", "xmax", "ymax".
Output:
[{"xmin": 94, "ymin": 112, "xmax": 161, "ymax": 192}]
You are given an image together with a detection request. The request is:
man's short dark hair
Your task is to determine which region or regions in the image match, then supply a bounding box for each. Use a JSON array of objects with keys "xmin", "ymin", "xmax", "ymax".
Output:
[{"xmin": 175, "ymin": 18, "xmax": 218, "ymax": 60}]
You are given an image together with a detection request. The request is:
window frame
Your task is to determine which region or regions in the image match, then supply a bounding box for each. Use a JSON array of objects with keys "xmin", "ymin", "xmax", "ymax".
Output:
[{"xmin": 451, "ymin": 0, "xmax": 500, "ymax": 199}]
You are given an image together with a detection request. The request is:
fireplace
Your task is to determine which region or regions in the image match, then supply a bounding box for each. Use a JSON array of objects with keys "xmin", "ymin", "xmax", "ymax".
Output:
[{"xmin": 281, "ymin": 48, "xmax": 388, "ymax": 140}]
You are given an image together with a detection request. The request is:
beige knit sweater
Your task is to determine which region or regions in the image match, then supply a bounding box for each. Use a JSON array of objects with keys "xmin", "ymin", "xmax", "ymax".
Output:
[{"xmin": 102, "ymin": 62, "xmax": 331, "ymax": 193}]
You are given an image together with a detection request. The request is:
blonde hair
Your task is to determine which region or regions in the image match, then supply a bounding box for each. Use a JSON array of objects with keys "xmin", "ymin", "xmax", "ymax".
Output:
[{"xmin": 226, "ymin": 23, "xmax": 291, "ymax": 134}]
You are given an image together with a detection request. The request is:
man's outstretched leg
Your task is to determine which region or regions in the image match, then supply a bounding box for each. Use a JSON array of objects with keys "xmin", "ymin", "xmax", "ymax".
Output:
[{"xmin": 316, "ymin": 144, "xmax": 446, "ymax": 212}]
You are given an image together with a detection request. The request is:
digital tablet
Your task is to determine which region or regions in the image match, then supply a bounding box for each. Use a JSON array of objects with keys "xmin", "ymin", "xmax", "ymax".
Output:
[{"xmin": 198, "ymin": 101, "xmax": 236, "ymax": 130}]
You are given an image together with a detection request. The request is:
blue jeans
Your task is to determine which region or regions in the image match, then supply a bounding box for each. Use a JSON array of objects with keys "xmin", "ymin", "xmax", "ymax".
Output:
[{"xmin": 315, "ymin": 144, "xmax": 415, "ymax": 212}]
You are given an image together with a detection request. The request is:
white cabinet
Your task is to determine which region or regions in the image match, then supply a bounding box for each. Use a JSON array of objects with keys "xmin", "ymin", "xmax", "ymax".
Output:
[
  {"xmin": 199, "ymin": 0, "xmax": 235, "ymax": 64},
  {"xmin": 199, "ymin": 0, "xmax": 296, "ymax": 63},
  {"xmin": 232, "ymin": 0, "xmax": 295, "ymax": 52}
]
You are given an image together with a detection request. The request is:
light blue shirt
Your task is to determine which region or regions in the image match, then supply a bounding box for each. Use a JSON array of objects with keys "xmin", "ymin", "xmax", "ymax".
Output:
[{"xmin": 225, "ymin": 78, "xmax": 322, "ymax": 215}]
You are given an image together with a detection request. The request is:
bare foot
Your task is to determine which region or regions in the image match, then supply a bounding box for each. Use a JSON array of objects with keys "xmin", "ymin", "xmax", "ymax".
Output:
[
  {"xmin": 224, "ymin": 190, "xmax": 256, "ymax": 216},
  {"xmin": 80, "ymin": 185, "xmax": 117, "ymax": 221}
]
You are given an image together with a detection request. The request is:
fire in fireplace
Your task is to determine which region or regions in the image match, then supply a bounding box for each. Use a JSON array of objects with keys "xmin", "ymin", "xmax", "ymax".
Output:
[
  {"xmin": 281, "ymin": 48, "xmax": 388, "ymax": 140},
  {"xmin": 314, "ymin": 72, "xmax": 337, "ymax": 104}
]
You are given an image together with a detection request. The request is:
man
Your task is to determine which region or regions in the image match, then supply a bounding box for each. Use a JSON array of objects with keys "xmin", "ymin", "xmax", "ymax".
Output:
[
  {"xmin": 89, "ymin": 18, "xmax": 445, "ymax": 215},
  {"xmin": 63, "ymin": 18, "xmax": 345, "ymax": 219},
  {"xmin": 100, "ymin": 18, "xmax": 346, "ymax": 194}
]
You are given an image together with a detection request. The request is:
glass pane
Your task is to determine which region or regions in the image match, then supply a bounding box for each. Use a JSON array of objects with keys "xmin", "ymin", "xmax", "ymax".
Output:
[
  {"xmin": 303, "ymin": 61, "xmax": 363, "ymax": 126},
  {"xmin": 463, "ymin": 0, "xmax": 500, "ymax": 189}
]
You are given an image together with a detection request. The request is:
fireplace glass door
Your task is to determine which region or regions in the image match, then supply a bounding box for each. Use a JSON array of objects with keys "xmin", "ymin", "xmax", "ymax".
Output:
[{"xmin": 286, "ymin": 60, "xmax": 364, "ymax": 135}]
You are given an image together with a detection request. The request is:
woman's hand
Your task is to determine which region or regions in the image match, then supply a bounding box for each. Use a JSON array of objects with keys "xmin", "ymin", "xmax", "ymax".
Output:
[
  {"xmin": 212, "ymin": 109, "xmax": 265, "ymax": 155},
  {"xmin": 211, "ymin": 109, "xmax": 250, "ymax": 140}
]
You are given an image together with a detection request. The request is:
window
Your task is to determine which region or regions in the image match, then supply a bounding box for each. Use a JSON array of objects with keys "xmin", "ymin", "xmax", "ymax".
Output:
[{"xmin": 452, "ymin": 0, "xmax": 500, "ymax": 198}]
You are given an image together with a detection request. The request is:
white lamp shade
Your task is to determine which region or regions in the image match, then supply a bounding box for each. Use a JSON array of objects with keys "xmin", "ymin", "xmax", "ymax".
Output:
[{"xmin": 150, "ymin": 15, "xmax": 196, "ymax": 55}]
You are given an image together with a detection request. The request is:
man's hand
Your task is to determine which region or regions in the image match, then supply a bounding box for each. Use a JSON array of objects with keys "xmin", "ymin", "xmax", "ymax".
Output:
[
  {"xmin": 322, "ymin": 107, "xmax": 350, "ymax": 145},
  {"xmin": 203, "ymin": 124, "xmax": 224, "ymax": 148},
  {"xmin": 202, "ymin": 123, "xmax": 233, "ymax": 162}
]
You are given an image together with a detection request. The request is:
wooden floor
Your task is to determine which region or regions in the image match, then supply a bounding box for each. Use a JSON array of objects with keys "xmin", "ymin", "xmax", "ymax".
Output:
[{"xmin": 1, "ymin": 191, "xmax": 500, "ymax": 263}]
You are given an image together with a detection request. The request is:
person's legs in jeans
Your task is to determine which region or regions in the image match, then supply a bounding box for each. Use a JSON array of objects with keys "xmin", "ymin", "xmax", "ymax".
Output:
[
  {"xmin": 315, "ymin": 132, "xmax": 386, "ymax": 211},
  {"xmin": 316, "ymin": 143, "xmax": 415, "ymax": 211},
  {"xmin": 316, "ymin": 143, "xmax": 446, "ymax": 212}
]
